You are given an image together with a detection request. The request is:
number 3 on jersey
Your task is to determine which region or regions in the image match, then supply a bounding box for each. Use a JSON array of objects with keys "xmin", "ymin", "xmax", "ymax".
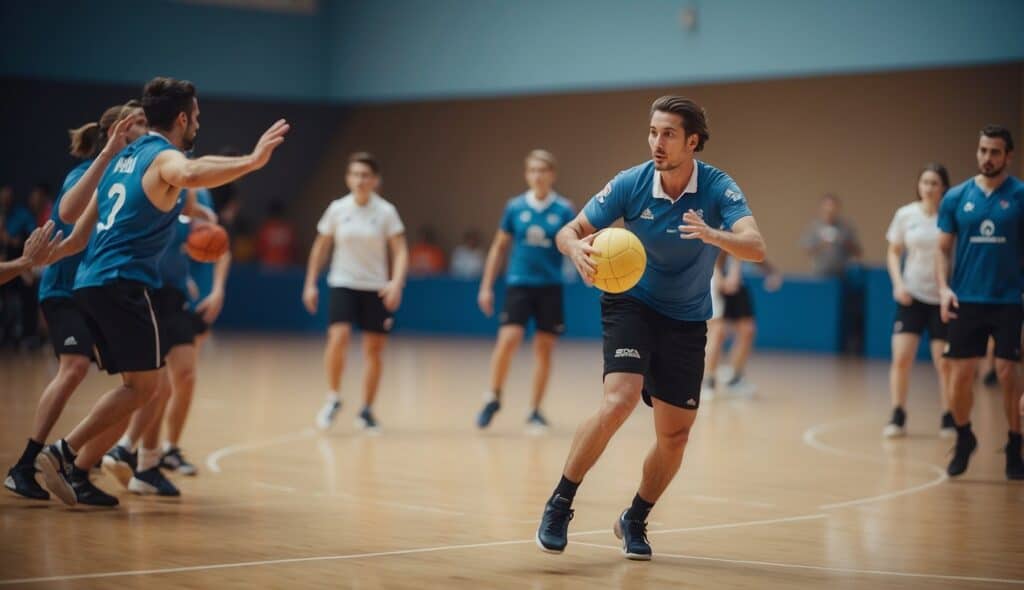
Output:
[{"xmin": 96, "ymin": 183, "xmax": 126, "ymax": 232}]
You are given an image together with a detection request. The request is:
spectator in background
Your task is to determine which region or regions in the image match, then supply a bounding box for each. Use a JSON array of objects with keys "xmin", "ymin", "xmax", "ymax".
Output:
[
  {"xmin": 800, "ymin": 193, "xmax": 862, "ymax": 276},
  {"xmin": 1, "ymin": 186, "xmax": 40, "ymax": 348},
  {"xmin": 256, "ymin": 199, "xmax": 297, "ymax": 268},
  {"xmin": 28, "ymin": 183, "xmax": 53, "ymax": 228},
  {"xmin": 409, "ymin": 225, "xmax": 446, "ymax": 276},
  {"xmin": 450, "ymin": 229, "xmax": 485, "ymax": 279}
]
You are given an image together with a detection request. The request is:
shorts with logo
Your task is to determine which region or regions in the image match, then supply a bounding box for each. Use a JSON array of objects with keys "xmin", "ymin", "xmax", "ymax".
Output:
[
  {"xmin": 944, "ymin": 302, "xmax": 1022, "ymax": 360},
  {"xmin": 723, "ymin": 285, "xmax": 755, "ymax": 320},
  {"xmin": 500, "ymin": 285, "xmax": 565, "ymax": 335},
  {"xmin": 601, "ymin": 293, "xmax": 707, "ymax": 410},
  {"xmin": 73, "ymin": 281, "xmax": 164, "ymax": 375},
  {"xmin": 152, "ymin": 287, "xmax": 196, "ymax": 352},
  {"xmin": 329, "ymin": 286, "xmax": 393, "ymax": 333},
  {"xmin": 40, "ymin": 297, "xmax": 96, "ymax": 360},
  {"xmin": 893, "ymin": 298, "xmax": 947, "ymax": 340}
]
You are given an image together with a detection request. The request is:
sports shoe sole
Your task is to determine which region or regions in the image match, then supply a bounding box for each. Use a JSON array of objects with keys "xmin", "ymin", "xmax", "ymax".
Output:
[
  {"xmin": 128, "ymin": 477, "xmax": 175, "ymax": 496},
  {"xmin": 938, "ymin": 428, "xmax": 957, "ymax": 440},
  {"xmin": 102, "ymin": 456, "xmax": 134, "ymax": 488},
  {"xmin": 534, "ymin": 531, "xmax": 565, "ymax": 555},
  {"xmin": 883, "ymin": 425, "xmax": 907, "ymax": 439},
  {"xmin": 4, "ymin": 474, "xmax": 50, "ymax": 501},
  {"xmin": 613, "ymin": 517, "xmax": 652, "ymax": 561},
  {"xmin": 34, "ymin": 451, "xmax": 76, "ymax": 506}
]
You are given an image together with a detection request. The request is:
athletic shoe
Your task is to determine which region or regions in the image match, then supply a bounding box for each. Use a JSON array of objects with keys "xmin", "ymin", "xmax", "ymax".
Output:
[
  {"xmin": 72, "ymin": 477, "xmax": 119, "ymax": 507},
  {"xmin": 1007, "ymin": 438, "xmax": 1024, "ymax": 480},
  {"xmin": 536, "ymin": 495, "xmax": 574, "ymax": 554},
  {"xmin": 939, "ymin": 413, "xmax": 956, "ymax": 440},
  {"xmin": 316, "ymin": 398, "xmax": 342, "ymax": 431},
  {"xmin": 883, "ymin": 423, "xmax": 907, "ymax": 438},
  {"xmin": 102, "ymin": 445, "xmax": 137, "ymax": 488},
  {"xmin": 700, "ymin": 379, "xmax": 716, "ymax": 401},
  {"xmin": 160, "ymin": 447, "xmax": 198, "ymax": 476},
  {"xmin": 614, "ymin": 509, "xmax": 652, "ymax": 561},
  {"xmin": 128, "ymin": 467, "xmax": 181, "ymax": 496},
  {"xmin": 476, "ymin": 393, "xmax": 501, "ymax": 429},
  {"xmin": 725, "ymin": 375, "xmax": 757, "ymax": 398},
  {"xmin": 34, "ymin": 443, "xmax": 76, "ymax": 506},
  {"xmin": 947, "ymin": 430, "xmax": 977, "ymax": 477},
  {"xmin": 4, "ymin": 464, "xmax": 49, "ymax": 500},
  {"xmin": 526, "ymin": 410, "xmax": 549, "ymax": 433},
  {"xmin": 355, "ymin": 407, "xmax": 381, "ymax": 432}
]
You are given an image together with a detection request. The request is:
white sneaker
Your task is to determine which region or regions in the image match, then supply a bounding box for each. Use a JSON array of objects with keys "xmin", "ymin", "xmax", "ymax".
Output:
[
  {"xmin": 726, "ymin": 376, "xmax": 757, "ymax": 398},
  {"xmin": 938, "ymin": 426, "xmax": 957, "ymax": 439},
  {"xmin": 316, "ymin": 399, "xmax": 342, "ymax": 430},
  {"xmin": 883, "ymin": 423, "xmax": 907, "ymax": 438}
]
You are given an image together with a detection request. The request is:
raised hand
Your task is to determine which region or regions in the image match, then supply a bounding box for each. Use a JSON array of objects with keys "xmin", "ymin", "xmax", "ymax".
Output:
[
  {"xmin": 250, "ymin": 119, "xmax": 290, "ymax": 171},
  {"xmin": 23, "ymin": 221, "xmax": 62, "ymax": 267}
]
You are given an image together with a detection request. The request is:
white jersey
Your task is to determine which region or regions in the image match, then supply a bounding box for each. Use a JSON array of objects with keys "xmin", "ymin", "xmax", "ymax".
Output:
[
  {"xmin": 886, "ymin": 201, "xmax": 940, "ymax": 305},
  {"xmin": 317, "ymin": 193, "xmax": 405, "ymax": 291}
]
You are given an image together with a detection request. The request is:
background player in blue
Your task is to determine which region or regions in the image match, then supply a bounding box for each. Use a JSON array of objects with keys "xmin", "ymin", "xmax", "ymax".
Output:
[
  {"xmin": 35, "ymin": 77, "xmax": 289, "ymax": 507},
  {"xmin": 476, "ymin": 150, "xmax": 575, "ymax": 431},
  {"xmin": 4, "ymin": 103, "xmax": 145, "ymax": 500},
  {"xmin": 535, "ymin": 97, "xmax": 766, "ymax": 560},
  {"xmin": 937, "ymin": 125, "xmax": 1024, "ymax": 480}
]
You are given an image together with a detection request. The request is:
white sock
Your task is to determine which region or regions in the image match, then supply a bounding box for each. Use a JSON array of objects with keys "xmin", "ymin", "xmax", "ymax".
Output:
[
  {"xmin": 326, "ymin": 391, "xmax": 340, "ymax": 403},
  {"xmin": 162, "ymin": 441, "xmax": 175, "ymax": 453},
  {"xmin": 138, "ymin": 448, "xmax": 161, "ymax": 472},
  {"xmin": 118, "ymin": 435, "xmax": 135, "ymax": 450}
]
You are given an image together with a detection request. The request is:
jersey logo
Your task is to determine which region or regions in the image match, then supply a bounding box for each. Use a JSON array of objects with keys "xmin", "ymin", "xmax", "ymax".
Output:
[
  {"xmin": 63, "ymin": 336, "xmax": 78, "ymax": 347},
  {"xmin": 1000, "ymin": 199, "xmax": 1010, "ymax": 209},
  {"xmin": 963, "ymin": 202, "xmax": 975, "ymax": 212},
  {"xmin": 724, "ymin": 187, "xmax": 744, "ymax": 202},
  {"xmin": 113, "ymin": 156, "xmax": 137, "ymax": 174},
  {"xmin": 970, "ymin": 219, "xmax": 1006, "ymax": 244},
  {"xmin": 595, "ymin": 182, "xmax": 612, "ymax": 204},
  {"xmin": 519, "ymin": 211, "xmax": 532, "ymax": 223},
  {"xmin": 525, "ymin": 225, "xmax": 551, "ymax": 248},
  {"xmin": 546, "ymin": 213, "xmax": 560, "ymax": 225},
  {"xmin": 684, "ymin": 209, "xmax": 705, "ymax": 220},
  {"xmin": 640, "ymin": 208, "xmax": 655, "ymax": 220},
  {"xmin": 981, "ymin": 219, "xmax": 995, "ymax": 237}
]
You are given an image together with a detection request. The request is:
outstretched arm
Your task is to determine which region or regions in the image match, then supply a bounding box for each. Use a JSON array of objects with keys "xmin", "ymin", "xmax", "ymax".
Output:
[
  {"xmin": 680, "ymin": 213, "xmax": 766, "ymax": 262},
  {"xmin": 156, "ymin": 119, "xmax": 290, "ymax": 191},
  {"xmin": 49, "ymin": 195, "xmax": 99, "ymax": 263},
  {"xmin": 0, "ymin": 221, "xmax": 61, "ymax": 285}
]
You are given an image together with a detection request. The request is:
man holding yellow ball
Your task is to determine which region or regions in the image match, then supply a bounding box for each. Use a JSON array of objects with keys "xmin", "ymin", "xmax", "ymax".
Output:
[{"xmin": 536, "ymin": 96, "xmax": 767, "ymax": 561}]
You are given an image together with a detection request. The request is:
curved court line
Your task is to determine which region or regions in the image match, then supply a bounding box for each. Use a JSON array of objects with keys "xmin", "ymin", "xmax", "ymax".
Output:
[
  {"xmin": 574, "ymin": 542, "xmax": 1024, "ymax": 585},
  {"xmin": 205, "ymin": 428, "xmax": 316, "ymax": 473},
  {"xmin": 0, "ymin": 513, "xmax": 825, "ymax": 586},
  {"xmin": 802, "ymin": 420, "xmax": 948, "ymax": 510}
]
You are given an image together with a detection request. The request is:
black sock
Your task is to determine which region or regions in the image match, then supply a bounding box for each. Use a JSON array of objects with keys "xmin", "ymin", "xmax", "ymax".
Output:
[
  {"xmin": 728, "ymin": 372, "xmax": 743, "ymax": 386},
  {"xmin": 624, "ymin": 493, "xmax": 655, "ymax": 521},
  {"xmin": 70, "ymin": 466, "xmax": 89, "ymax": 482},
  {"xmin": 1008, "ymin": 431, "xmax": 1022, "ymax": 450},
  {"xmin": 58, "ymin": 439, "xmax": 77, "ymax": 463},
  {"xmin": 551, "ymin": 475, "xmax": 579, "ymax": 504},
  {"xmin": 941, "ymin": 412, "xmax": 955, "ymax": 428},
  {"xmin": 955, "ymin": 422, "xmax": 973, "ymax": 440},
  {"xmin": 890, "ymin": 407, "xmax": 906, "ymax": 427},
  {"xmin": 16, "ymin": 438, "xmax": 44, "ymax": 467}
]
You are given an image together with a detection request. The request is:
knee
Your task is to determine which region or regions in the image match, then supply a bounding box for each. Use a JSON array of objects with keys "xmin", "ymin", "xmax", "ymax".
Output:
[
  {"xmin": 533, "ymin": 339, "xmax": 555, "ymax": 362},
  {"xmin": 363, "ymin": 338, "xmax": 386, "ymax": 361},
  {"xmin": 658, "ymin": 425, "xmax": 691, "ymax": 450},
  {"xmin": 892, "ymin": 353, "xmax": 914, "ymax": 371},
  {"xmin": 61, "ymin": 357, "xmax": 91, "ymax": 385},
  {"xmin": 737, "ymin": 320, "xmax": 756, "ymax": 338},
  {"xmin": 995, "ymin": 360, "xmax": 1017, "ymax": 382},
  {"xmin": 599, "ymin": 390, "xmax": 639, "ymax": 427},
  {"xmin": 173, "ymin": 366, "xmax": 196, "ymax": 392},
  {"xmin": 327, "ymin": 326, "xmax": 351, "ymax": 347}
]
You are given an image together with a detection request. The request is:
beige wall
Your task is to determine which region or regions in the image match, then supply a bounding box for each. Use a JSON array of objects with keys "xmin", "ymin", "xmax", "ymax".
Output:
[{"xmin": 300, "ymin": 63, "xmax": 1023, "ymax": 272}]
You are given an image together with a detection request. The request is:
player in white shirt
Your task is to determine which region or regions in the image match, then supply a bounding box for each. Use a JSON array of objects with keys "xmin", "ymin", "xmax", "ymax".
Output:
[
  {"xmin": 303, "ymin": 153, "xmax": 409, "ymax": 432},
  {"xmin": 884, "ymin": 163, "xmax": 954, "ymax": 438}
]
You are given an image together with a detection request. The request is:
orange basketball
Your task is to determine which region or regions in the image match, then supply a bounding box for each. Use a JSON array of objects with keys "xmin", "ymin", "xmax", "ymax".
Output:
[{"xmin": 186, "ymin": 222, "xmax": 229, "ymax": 263}]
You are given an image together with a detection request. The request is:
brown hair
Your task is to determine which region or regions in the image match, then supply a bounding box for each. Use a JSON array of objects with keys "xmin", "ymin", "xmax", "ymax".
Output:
[
  {"xmin": 348, "ymin": 151, "xmax": 380, "ymax": 175},
  {"xmin": 916, "ymin": 162, "xmax": 950, "ymax": 200},
  {"xmin": 68, "ymin": 99, "xmax": 143, "ymax": 160},
  {"xmin": 143, "ymin": 77, "xmax": 196, "ymax": 130},
  {"xmin": 650, "ymin": 96, "xmax": 710, "ymax": 152},
  {"xmin": 525, "ymin": 149, "xmax": 557, "ymax": 170},
  {"xmin": 980, "ymin": 124, "xmax": 1014, "ymax": 152}
]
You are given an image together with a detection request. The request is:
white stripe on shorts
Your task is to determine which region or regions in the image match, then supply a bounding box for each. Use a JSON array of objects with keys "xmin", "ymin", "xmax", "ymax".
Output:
[{"xmin": 142, "ymin": 288, "xmax": 160, "ymax": 368}]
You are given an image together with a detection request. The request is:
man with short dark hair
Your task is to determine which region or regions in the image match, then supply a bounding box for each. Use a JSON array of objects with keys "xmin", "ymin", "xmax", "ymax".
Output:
[
  {"xmin": 535, "ymin": 96, "xmax": 767, "ymax": 560},
  {"xmin": 938, "ymin": 124, "xmax": 1024, "ymax": 480}
]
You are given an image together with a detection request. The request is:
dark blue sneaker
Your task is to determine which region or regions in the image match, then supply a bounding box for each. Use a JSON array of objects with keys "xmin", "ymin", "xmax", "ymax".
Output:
[
  {"xmin": 947, "ymin": 430, "xmax": 977, "ymax": 477},
  {"xmin": 535, "ymin": 495, "xmax": 574, "ymax": 554},
  {"xmin": 72, "ymin": 476, "xmax": 119, "ymax": 507},
  {"xmin": 34, "ymin": 442, "xmax": 76, "ymax": 506},
  {"xmin": 526, "ymin": 410, "xmax": 549, "ymax": 432},
  {"xmin": 614, "ymin": 509, "xmax": 652, "ymax": 560},
  {"xmin": 4, "ymin": 464, "xmax": 50, "ymax": 500},
  {"xmin": 129, "ymin": 466, "xmax": 180, "ymax": 497},
  {"xmin": 1007, "ymin": 438, "xmax": 1024, "ymax": 480},
  {"xmin": 355, "ymin": 407, "xmax": 381, "ymax": 432},
  {"xmin": 477, "ymin": 395, "xmax": 501, "ymax": 429},
  {"xmin": 160, "ymin": 447, "xmax": 198, "ymax": 476},
  {"xmin": 102, "ymin": 445, "xmax": 137, "ymax": 488}
]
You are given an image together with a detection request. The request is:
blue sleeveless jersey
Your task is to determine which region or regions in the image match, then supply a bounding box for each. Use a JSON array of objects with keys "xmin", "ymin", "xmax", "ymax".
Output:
[
  {"xmin": 38, "ymin": 160, "xmax": 92, "ymax": 301},
  {"xmin": 74, "ymin": 133, "xmax": 184, "ymax": 290},
  {"xmin": 157, "ymin": 195, "xmax": 191, "ymax": 295},
  {"xmin": 188, "ymin": 188, "xmax": 215, "ymax": 303}
]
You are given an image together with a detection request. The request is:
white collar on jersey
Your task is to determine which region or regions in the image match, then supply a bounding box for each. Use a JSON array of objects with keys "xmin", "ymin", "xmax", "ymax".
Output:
[
  {"xmin": 344, "ymin": 192, "xmax": 381, "ymax": 207},
  {"xmin": 525, "ymin": 190, "xmax": 559, "ymax": 212},
  {"xmin": 147, "ymin": 130, "xmax": 173, "ymax": 143},
  {"xmin": 653, "ymin": 160, "xmax": 699, "ymax": 202}
]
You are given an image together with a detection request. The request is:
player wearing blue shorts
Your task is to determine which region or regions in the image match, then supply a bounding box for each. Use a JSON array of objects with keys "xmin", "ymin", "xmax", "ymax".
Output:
[
  {"xmin": 535, "ymin": 97, "xmax": 767, "ymax": 560},
  {"xmin": 937, "ymin": 125, "xmax": 1024, "ymax": 480},
  {"xmin": 476, "ymin": 150, "xmax": 576, "ymax": 431}
]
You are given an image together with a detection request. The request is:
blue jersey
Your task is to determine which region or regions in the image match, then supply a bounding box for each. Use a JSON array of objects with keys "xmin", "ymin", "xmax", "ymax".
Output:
[
  {"xmin": 74, "ymin": 133, "xmax": 184, "ymax": 290},
  {"xmin": 583, "ymin": 160, "xmax": 753, "ymax": 321},
  {"xmin": 938, "ymin": 176, "xmax": 1024, "ymax": 304},
  {"xmin": 157, "ymin": 199, "xmax": 191, "ymax": 295},
  {"xmin": 39, "ymin": 160, "xmax": 91, "ymax": 301},
  {"xmin": 500, "ymin": 192, "xmax": 575, "ymax": 286},
  {"xmin": 4, "ymin": 205, "xmax": 36, "ymax": 240},
  {"xmin": 188, "ymin": 188, "xmax": 215, "ymax": 302}
]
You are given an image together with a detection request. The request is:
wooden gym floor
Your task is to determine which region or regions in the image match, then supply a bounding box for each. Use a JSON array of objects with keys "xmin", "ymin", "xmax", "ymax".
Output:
[{"xmin": 1, "ymin": 334, "xmax": 1022, "ymax": 589}]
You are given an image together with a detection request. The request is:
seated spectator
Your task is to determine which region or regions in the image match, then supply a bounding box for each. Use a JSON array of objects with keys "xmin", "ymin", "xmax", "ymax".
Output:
[
  {"xmin": 800, "ymin": 193, "xmax": 862, "ymax": 277},
  {"xmin": 28, "ymin": 183, "xmax": 53, "ymax": 228},
  {"xmin": 256, "ymin": 199, "xmax": 297, "ymax": 268},
  {"xmin": 450, "ymin": 229, "xmax": 485, "ymax": 279},
  {"xmin": 409, "ymin": 226, "xmax": 446, "ymax": 276}
]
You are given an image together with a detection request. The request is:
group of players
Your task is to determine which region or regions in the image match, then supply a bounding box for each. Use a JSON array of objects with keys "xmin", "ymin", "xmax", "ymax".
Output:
[{"xmin": 3, "ymin": 79, "xmax": 1022, "ymax": 561}]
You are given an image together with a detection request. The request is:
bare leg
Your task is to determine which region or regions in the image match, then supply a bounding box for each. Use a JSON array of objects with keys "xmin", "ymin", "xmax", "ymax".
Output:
[
  {"xmin": 994, "ymin": 358, "xmax": 1022, "ymax": 433},
  {"xmin": 704, "ymin": 319, "xmax": 725, "ymax": 384},
  {"xmin": 489, "ymin": 325, "xmax": 524, "ymax": 397},
  {"xmin": 125, "ymin": 368, "xmax": 172, "ymax": 445},
  {"xmin": 930, "ymin": 339, "xmax": 951, "ymax": 413},
  {"xmin": 889, "ymin": 333, "xmax": 920, "ymax": 409},
  {"xmin": 75, "ymin": 414, "xmax": 132, "ymax": 472},
  {"xmin": 530, "ymin": 332, "xmax": 557, "ymax": 411},
  {"xmin": 324, "ymin": 323, "xmax": 351, "ymax": 393},
  {"xmin": 30, "ymin": 354, "xmax": 91, "ymax": 443},
  {"xmin": 948, "ymin": 358, "xmax": 979, "ymax": 425},
  {"xmin": 361, "ymin": 333, "xmax": 387, "ymax": 408},
  {"xmin": 636, "ymin": 399, "xmax": 698, "ymax": 503},
  {"xmin": 728, "ymin": 318, "xmax": 756, "ymax": 375},
  {"xmin": 163, "ymin": 344, "xmax": 198, "ymax": 447},
  {"xmin": 64, "ymin": 369, "xmax": 159, "ymax": 460},
  {"xmin": 562, "ymin": 373, "xmax": 642, "ymax": 482}
]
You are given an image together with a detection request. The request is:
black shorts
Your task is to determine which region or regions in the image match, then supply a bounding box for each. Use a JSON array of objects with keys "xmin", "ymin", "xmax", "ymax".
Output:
[
  {"xmin": 893, "ymin": 298, "xmax": 947, "ymax": 340},
  {"xmin": 601, "ymin": 294, "xmax": 707, "ymax": 410},
  {"xmin": 73, "ymin": 281, "xmax": 163, "ymax": 375},
  {"xmin": 500, "ymin": 285, "xmax": 565, "ymax": 335},
  {"xmin": 723, "ymin": 285, "xmax": 755, "ymax": 320},
  {"xmin": 329, "ymin": 287, "xmax": 393, "ymax": 333},
  {"xmin": 191, "ymin": 310, "xmax": 210, "ymax": 336},
  {"xmin": 40, "ymin": 297, "xmax": 95, "ymax": 360},
  {"xmin": 152, "ymin": 287, "xmax": 196, "ymax": 352},
  {"xmin": 945, "ymin": 302, "xmax": 1022, "ymax": 360}
]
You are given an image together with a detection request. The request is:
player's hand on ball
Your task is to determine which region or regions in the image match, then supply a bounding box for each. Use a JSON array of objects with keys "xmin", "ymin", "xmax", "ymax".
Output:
[
  {"xmin": 302, "ymin": 285, "xmax": 319, "ymax": 315},
  {"xmin": 379, "ymin": 281, "xmax": 403, "ymax": 312},
  {"xmin": 571, "ymin": 234, "xmax": 599, "ymax": 286},
  {"xmin": 478, "ymin": 289, "xmax": 494, "ymax": 317},
  {"xmin": 939, "ymin": 286, "xmax": 959, "ymax": 323},
  {"xmin": 679, "ymin": 210, "xmax": 720, "ymax": 244},
  {"xmin": 893, "ymin": 285, "xmax": 913, "ymax": 306},
  {"xmin": 249, "ymin": 119, "xmax": 290, "ymax": 171},
  {"xmin": 197, "ymin": 288, "xmax": 225, "ymax": 324}
]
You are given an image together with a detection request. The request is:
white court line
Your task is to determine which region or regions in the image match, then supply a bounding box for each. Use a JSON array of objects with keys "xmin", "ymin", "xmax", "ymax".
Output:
[
  {"xmin": 802, "ymin": 420, "xmax": 948, "ymax": 510},
  {"xmin": 205, "ymin": 428, "xmax": 316, "ymax": 473},
  {"xmin": 575, "ymin": 542, "xmax": 1024, "ymax": 585},
  {"xmin": 0, "ymin": 513, "xmax": 824, "ymax": 585},
  {"xmin": 252, "ymin": 482, "xmax": 298, "ymax": 493}
]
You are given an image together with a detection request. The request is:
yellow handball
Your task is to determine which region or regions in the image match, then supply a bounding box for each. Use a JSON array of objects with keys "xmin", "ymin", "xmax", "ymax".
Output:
[{"xmin": 589, "ymin": 227, "xmax": 647, "ymax": 293}]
